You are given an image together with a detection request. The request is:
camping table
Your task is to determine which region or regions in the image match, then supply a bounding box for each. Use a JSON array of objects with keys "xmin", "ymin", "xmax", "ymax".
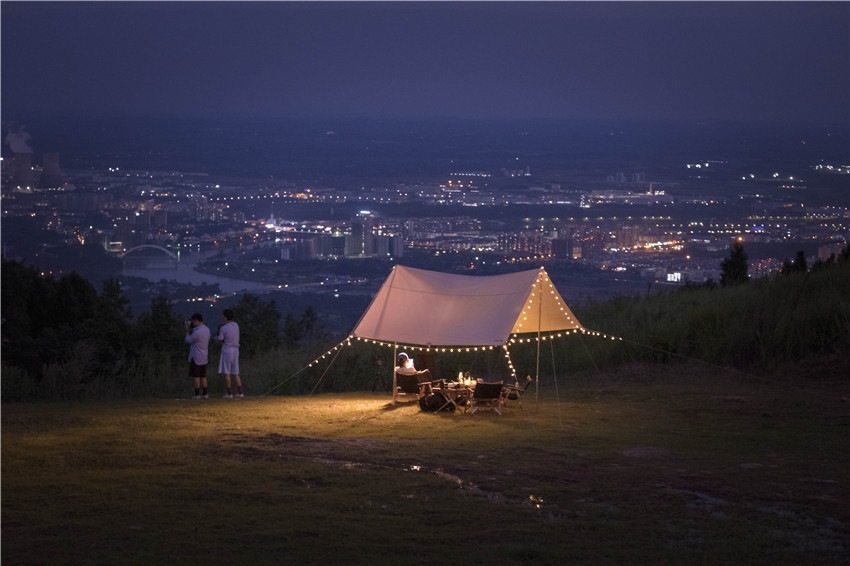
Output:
[{"xmin": 434, "ymin": 384, "xmax": 473, "ymax": 413}]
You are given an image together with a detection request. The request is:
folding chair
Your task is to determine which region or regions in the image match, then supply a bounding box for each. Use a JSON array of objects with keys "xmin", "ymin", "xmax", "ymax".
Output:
[
  {"xmin": 468, "ymin": 381, "xmax": 506, "ymax": 416},
  {"xmin": 503, "ymin": 375, "xmax": 533, "ymax": 411},
  {"xmin": 395, "ymin": 372, "xmax": 433, "ymax": 403}
]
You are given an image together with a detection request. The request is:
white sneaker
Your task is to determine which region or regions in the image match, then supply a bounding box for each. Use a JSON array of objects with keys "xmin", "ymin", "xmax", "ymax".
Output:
[
  {"xmin": 236, "ymin": 393, "xmax": 244, "ymax": 398},
  {"xmin": 193, "ymin": 395, "xmax": 201, "ymax": 399},
  {"xmin": 223, "ymin": 394, "xmax": 233, "ymax": 399},
  {"xmin": 202, "ymin": 394, "xmax": 209, "ymax": 399}
]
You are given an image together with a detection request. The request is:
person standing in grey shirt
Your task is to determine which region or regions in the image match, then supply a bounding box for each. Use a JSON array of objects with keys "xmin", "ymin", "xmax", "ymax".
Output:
[{"xmin": 185, "ymin": 313, "xmax": 210, "ymax": 399}]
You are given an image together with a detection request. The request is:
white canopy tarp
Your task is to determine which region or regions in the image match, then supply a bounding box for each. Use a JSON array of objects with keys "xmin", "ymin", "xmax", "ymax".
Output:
[{"xmin": 351, "ymin": 265, "xmax": 583, "ymax": 346}]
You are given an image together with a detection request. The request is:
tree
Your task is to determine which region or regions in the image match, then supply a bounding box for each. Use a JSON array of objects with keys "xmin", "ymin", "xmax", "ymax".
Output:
[
  {"xmin": 282, "ymin": 306, "xmax": 326, "ymax": 350},
  {"xmin": 1, "ymin": 262, "xmax": 125, "ymax": 394},
  {"xmin": 283, "ymin": 312, "xmax": 302, "ymax": 348},
  {"xmin": 133, "ymin": 296, "xmax": 184, "ymax": 363},
  {"xmin": 230, "ymin": 293, "xmax": 281, "ymax": 358},
  {"xmin": 299, "ymin": 305, "xmax": 324, "ymax": 346},
  {"xmin": 779, "ymin": 250, "xmax": 808, "ymax": 276},
  {"xmin": 720, "ymin": 240, "xmax": 748, "ymax": 286},
  {"xmin": 30, "ymin": 270, "xmax": 100, "ymax": 369},
  {"xmin": 792, "ymin": 250, "xmax": 808, "ymax": 273},
  {"xmin": 101, "ymin": 278, "xmax": 132, "ymax": 320},
  {"xmin": 1, "ymin": 258, "xmax": 42, "ymax": 374},
  {"xmin": 54, "ymin": 271, "xmax": 100, "ymax": 329},
  {"xmin": 810, "ymin": 254, "xmax": 835, "ymax": 274},
  {"xmin": 93, "ymin": 278, "xmax": 133, "ymax": 365}
]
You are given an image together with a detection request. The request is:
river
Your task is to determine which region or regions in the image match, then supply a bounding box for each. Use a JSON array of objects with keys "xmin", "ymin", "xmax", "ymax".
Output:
[{"xmin": 122, "ymin": 248, "xmax": 276, "ymax": 294}]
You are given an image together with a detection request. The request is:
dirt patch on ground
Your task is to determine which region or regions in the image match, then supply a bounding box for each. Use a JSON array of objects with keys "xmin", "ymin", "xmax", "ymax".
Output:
[
  {"xmin": 217, "ymin": 432, "xmax": 390, "ymax": 465},
  {"xmin": 215, "ymin": 432, "xmax": 526, "ymax": 502},
  {"xmin": 621, "ymin": 446, "xmax": 671, "ymax": 458}
]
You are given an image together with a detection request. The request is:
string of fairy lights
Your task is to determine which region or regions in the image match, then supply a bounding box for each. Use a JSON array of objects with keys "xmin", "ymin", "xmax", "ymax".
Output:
[
  {"xmin": 514, "ymin": 267, "xmax": 580, "ymax": 334},
  {"xmin": 305, "ymin": 328, "xmax": 623, "ymax": 374},
  {"xmin": 502, "ymin": 345, "xmax": 516, "ymax": 379},
  {"xmin": 305, "ymin": 267, "xmax": 623, "ymax": 376}
]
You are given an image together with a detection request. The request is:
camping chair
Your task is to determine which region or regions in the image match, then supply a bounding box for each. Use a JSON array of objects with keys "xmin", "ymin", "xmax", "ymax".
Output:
[
  {"xmin": 468, "ymin": 381, "xmax": 506, "ymax": 416},
  {"xmin": 395, "ymin": 372, "xmax": 433, "ymax": 403},
  {"xmin": 503, "ymin": 375, "xmax": 533, "ymax": 411}
]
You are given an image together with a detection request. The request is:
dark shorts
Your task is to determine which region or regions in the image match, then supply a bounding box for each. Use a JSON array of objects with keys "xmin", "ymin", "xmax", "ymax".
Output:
[{"xmin": 189, "ymin": 360, "xmax": 207, "ymax": 378}]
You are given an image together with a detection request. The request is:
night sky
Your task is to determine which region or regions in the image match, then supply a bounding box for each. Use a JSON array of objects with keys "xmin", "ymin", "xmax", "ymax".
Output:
[{"xmin": 2, "ymin": 1, "xmax": 848, "ymax": 125}]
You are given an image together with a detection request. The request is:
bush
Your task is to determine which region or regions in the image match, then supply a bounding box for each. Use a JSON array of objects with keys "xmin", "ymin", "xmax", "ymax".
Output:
[{"xmin": 1, "ymin": 363, "xmax": 38, "ymax": 402}]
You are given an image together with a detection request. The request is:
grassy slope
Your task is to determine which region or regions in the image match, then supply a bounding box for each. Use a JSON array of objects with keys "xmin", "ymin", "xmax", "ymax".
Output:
[
  {"xmin": 3, "ymin": 366, "xmax": 848, "ymax": 565},
  {"xmin": 549, "ymin": 261, "xmax": 850, "ymax": 374}
]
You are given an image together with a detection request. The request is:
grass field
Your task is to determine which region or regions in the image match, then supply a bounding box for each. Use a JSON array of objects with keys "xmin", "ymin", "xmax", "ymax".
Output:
[{"xmin": 2, "ymin": 363, "xmax": 848, "ymax": 565}]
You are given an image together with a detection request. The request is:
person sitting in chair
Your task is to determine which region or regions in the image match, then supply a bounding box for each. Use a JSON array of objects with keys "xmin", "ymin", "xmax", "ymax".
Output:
[{"xmin": 395, "ymin": 352, "xmax": 431, "ymax": 380}]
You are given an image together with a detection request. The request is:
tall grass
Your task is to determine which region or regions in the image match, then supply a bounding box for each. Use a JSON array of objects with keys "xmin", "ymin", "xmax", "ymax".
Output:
[
  {"xmin": 555, "ymin": 261, "xmax": 850, "ymax": 374},
  {"xmin": 2, "ymin": 347, "xmax": 186, "ymax": 402}
]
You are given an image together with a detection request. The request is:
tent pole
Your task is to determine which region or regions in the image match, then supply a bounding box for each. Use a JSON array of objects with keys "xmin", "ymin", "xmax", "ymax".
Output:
[
  {"xmin": 392, "ymin": 342, "xmax": 398, "ymax": 403},
  {"xmin": 551, "ymin": 338, "xmax": 563, "ymax": 429},
  {"xmin": 536, "ymin": 272, "xmax": 542, "ymax": 402}
]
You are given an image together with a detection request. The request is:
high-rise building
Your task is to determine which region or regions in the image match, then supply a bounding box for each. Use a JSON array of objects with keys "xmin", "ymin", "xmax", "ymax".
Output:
[
  {"xmin": 373, "ymin": 234, "xmax": 404, "ymax": 258},
  {"xmin": 818, "ymin": 242, "xmax": 845, "ymax": 261},
  {"xmin": 497, "ymin": 232, "xmax": 552, "ymax": 257},
  {"xmin": 616, "ymin": 225, "xmax": 641, "ymax": 248},
  {"xmin": 346, "ymin": 218, "xmax": 373, "ymax": 257}
]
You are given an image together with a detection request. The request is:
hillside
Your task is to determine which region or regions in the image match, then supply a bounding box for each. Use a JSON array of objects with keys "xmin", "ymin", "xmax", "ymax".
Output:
[
  {"xmin": 563, "ymin": 260, "xmax": 850, "ymax": 375},
  {"xmin": 2, "ymin": 258, "xmax": 848, "ymax": 401}
]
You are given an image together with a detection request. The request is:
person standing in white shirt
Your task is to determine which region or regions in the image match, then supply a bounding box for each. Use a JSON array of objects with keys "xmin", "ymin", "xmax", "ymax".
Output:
[{"xmin": 217, "ymin": 309, "xmax": 243, "ymax": 398}]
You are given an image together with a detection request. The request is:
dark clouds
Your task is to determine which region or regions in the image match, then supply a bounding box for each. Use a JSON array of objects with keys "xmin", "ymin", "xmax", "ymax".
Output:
[{"xmin": 2, "ymin": 2, "xmax": 848, "ymax": 124}]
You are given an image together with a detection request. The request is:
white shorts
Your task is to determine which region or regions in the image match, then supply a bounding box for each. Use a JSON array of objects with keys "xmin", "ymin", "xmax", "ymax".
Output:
[{"xmin": 218, "ymin": 347, "xmax": 240, "ymax": 374}]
